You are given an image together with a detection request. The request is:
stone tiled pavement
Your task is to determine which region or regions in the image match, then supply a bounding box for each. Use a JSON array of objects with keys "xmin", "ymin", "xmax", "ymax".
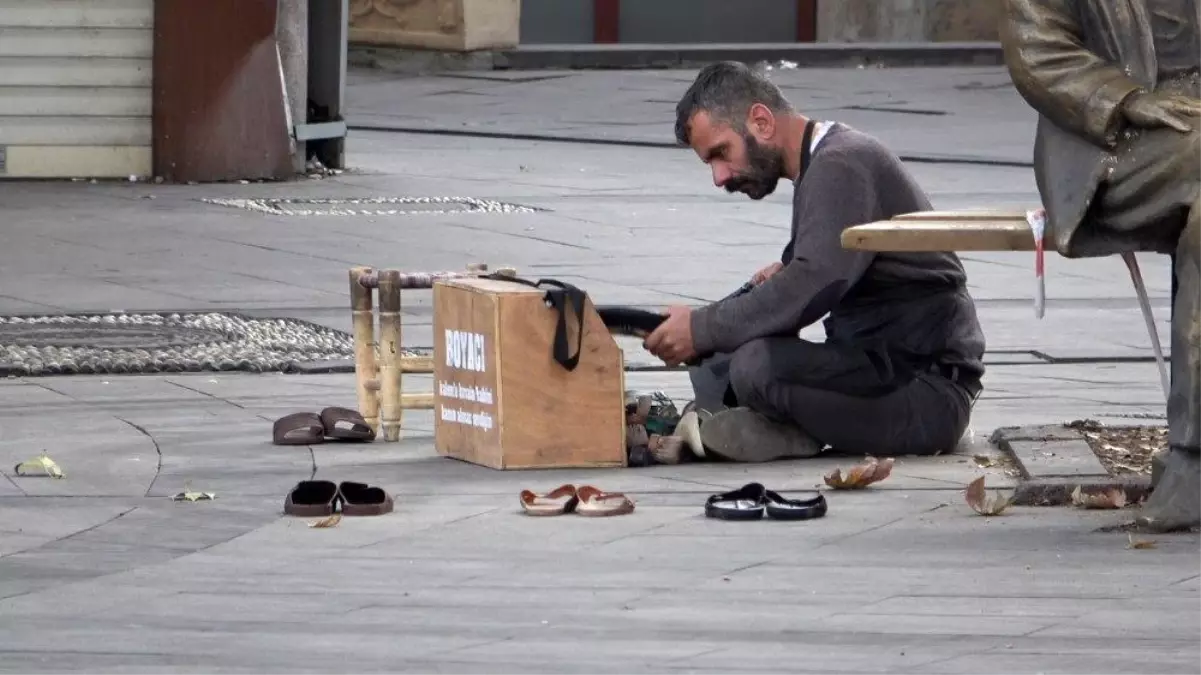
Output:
[{"xmin": 0, "ymin": 66, "xmax": 1196, "ymax": 673}]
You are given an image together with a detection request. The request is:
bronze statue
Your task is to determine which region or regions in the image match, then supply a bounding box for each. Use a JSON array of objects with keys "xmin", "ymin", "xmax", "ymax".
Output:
[{"xmin": 1000, "ymin": 0, "xmax": 1199, "ymax": 531}]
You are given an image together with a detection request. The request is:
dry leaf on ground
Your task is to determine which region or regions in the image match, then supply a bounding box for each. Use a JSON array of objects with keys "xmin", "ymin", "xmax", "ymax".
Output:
[
  {"xmin": 965, "ymin": 476, "xmax": 1012, "ymax": 516},
  {"xmin": 1126, "ymin": 533, "xmax": 1157, "ymax": 549},
  {"xmin": 973, "ymin": 454, "xmax": 997, "ymax": 468},
  {"xmin": 824, "ymin": 456, "xmax": 895, "ymax": 490},
  {"xmin": 1070, "ymin": 486, "xmax": 1128, "ymax": 509},
  {"xmin": 13, "ymin": 452, "xmax": 64, "ymax": 479},
  {"xmin": 170, "ymin": 480, "xmax": 215, "ymax": 502},
  {"xmin": 1070, "ymin": 420, "xmax": 1165, "ymax": 476},
  {"xmin": 171, "ymin": 488, "xmax": 215, "ymax": 502},
  {"xmin": 309, "ymin": 514, "xmax": 342, "ymax": 528}
]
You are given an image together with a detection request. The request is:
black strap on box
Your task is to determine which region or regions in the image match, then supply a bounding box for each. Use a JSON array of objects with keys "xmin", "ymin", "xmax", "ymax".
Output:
[{"xmin": 482, "ymin": 273, "xmax": 586, "ymax": 372}]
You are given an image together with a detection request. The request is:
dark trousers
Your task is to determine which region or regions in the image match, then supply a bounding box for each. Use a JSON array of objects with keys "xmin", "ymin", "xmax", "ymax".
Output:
[{"xmin": 688, "ymin": 338, "xmax": 977, "ymax": 457}]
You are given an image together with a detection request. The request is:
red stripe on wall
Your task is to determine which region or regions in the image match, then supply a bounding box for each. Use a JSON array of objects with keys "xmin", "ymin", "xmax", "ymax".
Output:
[
  {"xmin": 594, "ymin": 0, "xmax": 620, "ymax": 43},
  {"xmin": 796, "ymin": 0, "xmax": 817, "ymax": 42}
]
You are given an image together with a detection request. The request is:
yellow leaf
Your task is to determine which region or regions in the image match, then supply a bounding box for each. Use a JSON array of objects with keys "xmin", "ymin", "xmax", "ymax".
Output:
[
  {"xmin": 973, "ymin": 454, "xmax": 997, "ymax": 468},
  {"xmin": 13, "ymin": 452, "xmax": 64, "ymax": 479},
  {"xmin": 309, "ymin": 514, "xmax": 342, "ymax": 528},
  {"xmin": 965, "ymin": 476, "xmax": 1012, "ymax": 516},
  {"xmin": 169, "ymin": 480, "xmax": 214, "ymax": 502}
]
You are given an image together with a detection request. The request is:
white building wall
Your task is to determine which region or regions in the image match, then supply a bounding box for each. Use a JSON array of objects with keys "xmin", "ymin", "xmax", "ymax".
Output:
[{"xmin": 0, "ymin": 0, "xmax": 153, "ymax": 178}]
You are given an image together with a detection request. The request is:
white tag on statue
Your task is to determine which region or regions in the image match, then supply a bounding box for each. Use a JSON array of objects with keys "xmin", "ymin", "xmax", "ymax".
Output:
[{"xmin": 1026, "ymin": 208, "xmax": 1047, "ymax": 319}]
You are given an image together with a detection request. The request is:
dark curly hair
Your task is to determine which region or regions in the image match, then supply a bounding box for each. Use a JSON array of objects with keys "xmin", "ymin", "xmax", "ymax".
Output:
[{"xmin": 674, "ymin": 61, "xmax": 794, "ymax": 146}]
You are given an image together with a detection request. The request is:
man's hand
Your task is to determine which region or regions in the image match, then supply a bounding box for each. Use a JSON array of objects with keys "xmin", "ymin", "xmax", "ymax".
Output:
[
  {"xmin": 643, "ymin": 305, "xmax": 697, "ymax": 367},
  {"xmin": 751, "ymin": 261, "xmax": 783, "ymax": 286},
  {"xmin": 1122, "ymin": 91, "xmax": 1199, "ymax": 133}
]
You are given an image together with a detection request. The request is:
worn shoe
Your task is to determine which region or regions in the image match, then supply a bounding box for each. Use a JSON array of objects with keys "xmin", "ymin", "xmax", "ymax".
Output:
[
  {"xmin": 520, "ymin": 484, "xmax": 580, "ymax": 516},
  {"xmin": 338, "ymin": 481, "xmax": 394, "ymax": 516},
  {"xmin": 598, "ymin": 306, "xmax": 667, "ymax": 338},
  {"xmin": 575, "ymin": 485, "xmax": 635, "ymax": 517},
  {"xmin": 320, "ymin": 406, "xmax": 375, "ymax": 442},
  {"xmin": 283, "ymin": 480, "xmax": 339, "ymax": 517},
  {"xmin": 1135, "ymin": 447, "xmax": 1200, "ymax": 532},
  {"xmin": 699, "ymin": 407, "xmax": 822, "ymax": 463},
  {"xmin": 764, "ymin": 488, "xmax": 827, "ymax": 520},
  {"xmin": 273, "ymin": 412, "xmax": 325, "ymax": 445},
  {"xmin": 705, "ymin": 482, "xmax": 767, "ymax": 520}
]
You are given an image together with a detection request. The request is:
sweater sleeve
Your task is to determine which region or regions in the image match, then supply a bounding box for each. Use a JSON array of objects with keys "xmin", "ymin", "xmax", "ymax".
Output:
[{"xmin": 690, "ymin": 154, "xmax": 880, "ymax": 355}]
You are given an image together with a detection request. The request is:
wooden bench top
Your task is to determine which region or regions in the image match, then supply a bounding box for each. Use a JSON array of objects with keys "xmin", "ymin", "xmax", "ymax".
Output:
[
  {"xmin": 841, "ymin": 210, "xmax": 1036, "ymax": 252},
  {"xmin": 842, "ymin": 209, "xmax": 1172, "ymax": 402}
]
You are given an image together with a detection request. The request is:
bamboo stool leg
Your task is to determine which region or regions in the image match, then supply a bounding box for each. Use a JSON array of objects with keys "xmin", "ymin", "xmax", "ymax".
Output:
[
  {"xmin": 401, "ymin": 392, "xmax": 435, "ymax": 408},
  {"xmin": 401, "ymin": 354, "xmax": 433, "ymax": 374},
  {"xmin": 377, "ymin": 269, "xmax": 403, "ymax": 442},
  {"xmin": 349, "ymin": 262, "xmax": 523, "ymax": 437},
  {"xmin": 350, "ymin": 267, "xmax": 380, "ymax": 435}
]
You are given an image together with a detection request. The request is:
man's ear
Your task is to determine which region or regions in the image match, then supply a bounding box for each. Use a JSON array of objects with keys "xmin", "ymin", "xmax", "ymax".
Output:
[{"xmin": 746, "ymin": 103, "xmax": 776, "ymax": 140}]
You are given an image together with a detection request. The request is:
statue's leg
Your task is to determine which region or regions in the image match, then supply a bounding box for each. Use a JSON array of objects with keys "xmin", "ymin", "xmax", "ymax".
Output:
[
  {"xmin": 1137, "ymin": 197, "xmax": 1200, "ymax": 532},
  {"xmin": 1080, "ymin": 111, "xmax": 1199, "ymax": 529},
  {"xmin": 1152, "ymin": 245, "xmax": 1186, "ymax": 488}
]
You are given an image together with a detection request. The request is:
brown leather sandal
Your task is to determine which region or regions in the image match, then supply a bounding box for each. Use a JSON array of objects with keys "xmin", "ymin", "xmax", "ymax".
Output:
[
  {"xmin": 320, "ymin": 406, "xmax": 375, "ymax": 442},
  {"xmin": 283, "ymin": 480, "xmax": 339, "ymax": 516},
  {"xmin": 338, "ymin": 481, "xmax": 394, "ymax": 516},
  {"xmin": 519, "ymin": 484, "xmax": 579, "ymax": 516},
  {"xmin": 273, "ymin": 412, "xmax": 325, "ymax": 445},
  {"xmin": 575, "ymin": 485, "xmax": 635, "ymax": 517}
]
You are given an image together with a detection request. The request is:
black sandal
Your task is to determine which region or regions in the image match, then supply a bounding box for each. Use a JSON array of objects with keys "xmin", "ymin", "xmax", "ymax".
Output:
[
  {"xmin": 764, "ymin": 489, "xmax": 827, "ymax": 520},
  {"xmin": 704, "ymin": 482, "xmax": 767, "ymax": 520}
]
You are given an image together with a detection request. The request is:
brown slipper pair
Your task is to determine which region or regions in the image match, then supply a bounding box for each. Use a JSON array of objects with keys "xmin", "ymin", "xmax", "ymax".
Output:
[
  {"xmin": 283, "ymin": 479, "xmax": 394, "ymax": 517},
  {"xmin": 273, "ymin": 407, "xmax": 374, "ymax": 445},
  {"xmin": 519, "ymin": 484, "xmax": 635, "ymax": 517}
]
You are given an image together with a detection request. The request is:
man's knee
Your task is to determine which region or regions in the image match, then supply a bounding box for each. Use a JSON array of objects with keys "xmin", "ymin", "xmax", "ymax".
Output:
[{"xmin": 727, "ymin": 339, "xmax": 773, "ymax": 407}]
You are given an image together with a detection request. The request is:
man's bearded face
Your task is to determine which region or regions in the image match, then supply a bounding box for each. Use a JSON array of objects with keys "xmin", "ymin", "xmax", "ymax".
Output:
[
  {"xmin": 687, "ymin": 111, "xmax": 786, "ymax": 201},
  {"xmin": 721, "ymin": 131, "xmax": 786, "ymax": 200}
]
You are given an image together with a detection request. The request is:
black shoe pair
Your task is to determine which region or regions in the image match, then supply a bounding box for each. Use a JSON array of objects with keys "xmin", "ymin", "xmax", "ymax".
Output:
[{"xmin": 705, "ymin": 482, "xmax": 827, "ymax": 521}]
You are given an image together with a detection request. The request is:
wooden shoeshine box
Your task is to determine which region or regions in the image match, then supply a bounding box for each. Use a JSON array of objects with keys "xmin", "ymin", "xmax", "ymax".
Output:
[{"xmin": 432, "ymin": 277, "xmax": 626, "ymax": 470}]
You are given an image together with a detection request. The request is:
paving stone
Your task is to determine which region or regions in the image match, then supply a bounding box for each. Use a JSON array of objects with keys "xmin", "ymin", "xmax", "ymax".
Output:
[
  {"xmin": 992, "ymin": 424, "xmax": 1088, "ymax": 443},
  {"xmin": 1006, "ymin": 439, "xmax": 1110, "ymax": 478}
]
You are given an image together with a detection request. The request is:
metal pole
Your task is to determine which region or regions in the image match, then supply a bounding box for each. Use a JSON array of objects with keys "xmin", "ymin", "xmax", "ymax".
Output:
[{"xmin": 1121, "ymin": 252, "xmax": 1171, "ymax": 402}]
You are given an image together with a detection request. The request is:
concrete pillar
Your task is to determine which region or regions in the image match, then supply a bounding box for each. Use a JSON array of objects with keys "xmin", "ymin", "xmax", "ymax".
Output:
[
  {"xmin": 817, "ymin": 0, "xmax": 1000, "ymax": 42},
  {"xmin": 349, "ymin": 0, "xmax": 520, "ymax": 51},
  {"xmin": 276, "ymin": 0, "xmax": 308, "ymax": 173},
  {"xmin": 925, "ymin": 0, "xmax": 1001, "ymax": 41}
]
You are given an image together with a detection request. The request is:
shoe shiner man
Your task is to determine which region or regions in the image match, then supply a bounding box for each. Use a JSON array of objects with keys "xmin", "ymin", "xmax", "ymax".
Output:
[{"xmin": 643, "ymin": 61, "xmax": 986, "ymax": 463}]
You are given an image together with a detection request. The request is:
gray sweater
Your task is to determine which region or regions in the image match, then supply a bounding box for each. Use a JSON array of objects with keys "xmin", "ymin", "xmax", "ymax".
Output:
[{"xmin": 690, "ymin": 123, "xmax": 987, "ymax": 379}]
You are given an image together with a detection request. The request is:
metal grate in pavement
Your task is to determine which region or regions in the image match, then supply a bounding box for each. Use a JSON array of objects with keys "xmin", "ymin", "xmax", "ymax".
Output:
[
  {"xmin": 201, "ymin": 196, "xmax": 542, "ymax": 217},
  {"xmin": 0, "ymin": 312, "xmax": 420, "ymax": 376}
]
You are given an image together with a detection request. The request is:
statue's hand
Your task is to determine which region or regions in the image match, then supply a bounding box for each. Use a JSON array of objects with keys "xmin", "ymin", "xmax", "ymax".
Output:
[{"xmin": 1121, "ymin": 91, "xmax": 1199, "ymax": 133}]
